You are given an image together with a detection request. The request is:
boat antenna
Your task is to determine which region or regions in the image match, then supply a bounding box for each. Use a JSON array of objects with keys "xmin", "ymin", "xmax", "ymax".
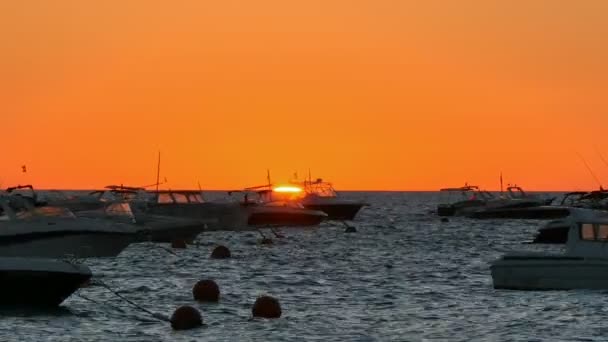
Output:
[
  {"xmin": 576, "ymin": 152, "xmax": 603, "ymax": 188},
  {"xmin": 266, "ymin": 169, "xmax": 272, "ymax": 187},
  {"xmin": 594, "ymin": 145, "xmax": 608, "ymax": 170},
  {"xmin": 155, "ymin": 151, "xmax": 161, "ymax": 193}
]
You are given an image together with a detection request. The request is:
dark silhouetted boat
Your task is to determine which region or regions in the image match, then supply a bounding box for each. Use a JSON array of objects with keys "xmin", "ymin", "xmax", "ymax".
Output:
[{"xmin": 0, "ymin": 257, "xmax": 91, "ymax": 307}]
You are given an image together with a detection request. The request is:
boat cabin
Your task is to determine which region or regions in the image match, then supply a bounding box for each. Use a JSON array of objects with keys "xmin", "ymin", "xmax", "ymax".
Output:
[
  {"xmin": 438, "ymin": 185, "xmax": 493, "ymax": 203},
  {"xmin": 565, "ymin": 210, "xmax": 608, "ymax": 257}
]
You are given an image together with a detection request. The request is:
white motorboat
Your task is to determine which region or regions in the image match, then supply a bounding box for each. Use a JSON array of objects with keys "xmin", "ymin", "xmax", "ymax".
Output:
[
  {"xmin": 491, "ymin": 208, "xmax": 608, "ymax": 290},
  {"xmin": 0, "ymin": 196, "xmax": 137, "ymax": 258},
  {"xmin": 77, "ymin": 201, "xmax": 210, "ymax": 243},
  {"xmin": 0, "ymin": 257, "xmax": 91, "ymax": 307}
]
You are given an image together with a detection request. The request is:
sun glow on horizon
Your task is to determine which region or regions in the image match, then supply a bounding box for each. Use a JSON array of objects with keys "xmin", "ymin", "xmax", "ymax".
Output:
[{"xmin": 273, "ymin": 186, "xmax": 303, "ymax": 193}]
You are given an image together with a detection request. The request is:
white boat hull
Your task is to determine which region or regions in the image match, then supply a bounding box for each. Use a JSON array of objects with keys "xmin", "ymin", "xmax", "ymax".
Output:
[
  {"xmin": 0, "ymin": 233, "xmax": 134, "ymax": 258},
  {"xmin": 491, "ymin": 256, "xmax": 608, "ymax": 290}
]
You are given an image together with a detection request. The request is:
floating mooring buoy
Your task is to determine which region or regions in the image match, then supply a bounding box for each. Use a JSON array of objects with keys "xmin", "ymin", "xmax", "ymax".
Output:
[
  {"xmin": 192, "ymin": 279, "xmax": 220, "ymax": 302},
  {"xmin": 171, "ymin": 239, "xmax": 187, "ymax": 249},
  {"xmin": 210, "ymin": 245, "xmax": 231, "ymax": 259},
  {"xmin": 252, "ymin": 295, "xmax": 282, "ymax": 318},
  {"xmin": 170, "ymin": 305, "xmax": 202, "ymax": 330}
]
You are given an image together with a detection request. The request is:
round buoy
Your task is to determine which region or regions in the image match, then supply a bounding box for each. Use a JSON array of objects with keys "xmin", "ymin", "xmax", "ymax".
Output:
[
  {"xmin": 171, "ymin": 239, "xmax": 187, "ymax": 249},
  {"xmin": 260, "ymin": 238, "xmax": 273, "ymax": 245},
  {"xmin": 252, "ymin": 295, "xmax": 282, "ymax": 318},
  {"xmin": 440, "ymin": 218, "xmax": 449, "ymax": 223},
  {"xmin": 210, "ymin": 245, "xmax": 231, "ymax": 259},
  {"xmin": 344, "ymin": 226, "xmax": 357, "ymax": 233},
  {"xmin": 192, "ymin": 279, "xmax": 220, "ymax": 302},
  {"xmin": 170, "ymin": 305, "xmax": 203, "ymax": 330}
]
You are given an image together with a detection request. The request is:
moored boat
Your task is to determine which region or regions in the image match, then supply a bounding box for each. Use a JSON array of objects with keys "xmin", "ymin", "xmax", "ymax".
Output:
[
  {"xmin": 0, "ymin": 257, "xmax": 91, "ymax": 307},
  {"xmin": 295, "ymin": 178, "xmax": 367, "ymax": 220},
  {"xmin": 491, "ymin": 208, "xmax": 608, "ymax": 290},
  {"xmin": 0, "ymin": 195, "xmax": 137, "ymax": 258}
]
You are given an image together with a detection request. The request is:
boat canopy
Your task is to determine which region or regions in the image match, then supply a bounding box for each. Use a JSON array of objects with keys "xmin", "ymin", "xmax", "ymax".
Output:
[{"xmin": 290, "ymin": 179, "xmax": 337, "ymax": 197}]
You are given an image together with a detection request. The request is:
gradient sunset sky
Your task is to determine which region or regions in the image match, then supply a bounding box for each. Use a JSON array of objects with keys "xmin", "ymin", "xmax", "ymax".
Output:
[{"xmin": 2, "ymin": 1, "xmax": 607, "ymax": 190}]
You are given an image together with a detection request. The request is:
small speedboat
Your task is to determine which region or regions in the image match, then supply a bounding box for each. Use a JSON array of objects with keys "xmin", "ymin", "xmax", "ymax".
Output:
[
  {"xmin": 436, "ymin": 184, "xmax": 491, "ymax": 217},
  {"xmin": 229, "ymin": 188, "xmax": 327, "ymax": 227},
  {"xmin": 466, "ymin": 186, "xmax": 560, "ymax": 219},
  {"xmin": 491, "ymin": 208, "xmax": 608, "ymax": 290},
  {"xmin": 295, "ymin": 178, "xmax": 367, "ymax": 220},
  {"xmin": 0, "ymin": 257, "xmax": 91, "ymax": 307}
]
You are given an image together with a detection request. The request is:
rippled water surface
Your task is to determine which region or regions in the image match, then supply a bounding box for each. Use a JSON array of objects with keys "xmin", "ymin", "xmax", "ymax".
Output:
[{"xmin": 4, "ymin": 192, "xmax": 606, "ymax": 341}]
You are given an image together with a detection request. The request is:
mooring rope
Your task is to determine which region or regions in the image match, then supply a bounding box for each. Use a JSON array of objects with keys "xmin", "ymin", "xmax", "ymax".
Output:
[{"xmin": 90, "ymin": 280, "xmax": 170, "ymax": 322}]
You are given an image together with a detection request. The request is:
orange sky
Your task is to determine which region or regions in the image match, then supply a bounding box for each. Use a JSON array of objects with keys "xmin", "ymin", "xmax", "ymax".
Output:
[{"xmin": 1, "ymin": 0, "xmax": 608, "ymax": 190}]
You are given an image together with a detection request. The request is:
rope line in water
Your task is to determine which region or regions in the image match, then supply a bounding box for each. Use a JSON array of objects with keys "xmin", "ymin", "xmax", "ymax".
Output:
[{"xmin": 90, "ymin": 280, "xmax": 170, "ymax": 322}]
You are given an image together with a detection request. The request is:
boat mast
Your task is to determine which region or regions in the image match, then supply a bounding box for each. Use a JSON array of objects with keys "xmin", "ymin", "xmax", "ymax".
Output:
[{"xmin": 500, "ymin": 172, "xmax": 503, "ymax": 196}]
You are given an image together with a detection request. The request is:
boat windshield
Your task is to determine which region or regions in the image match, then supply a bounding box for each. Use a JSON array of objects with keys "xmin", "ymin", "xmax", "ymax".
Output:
[
  {"xmin": 16, "ymin": 207, "xmax": 76, "ymax": 219},
  {"xmin": 187, "ymin": 193, "xmax": 204, "ymax": 203},
  {"xmin": 580, "ymin": 223, "xmax": 608, "ymax": 241},
  {"xmin": 172, "ymin": 193, "xmax": 189, "ymax": 203},
  {"xmin": 157, "ymin": 193, "xmax": 174, "ymax": 204},
  {"xmin": 105, "ymin": 202, "xmax": 134, "ymax": 218}
]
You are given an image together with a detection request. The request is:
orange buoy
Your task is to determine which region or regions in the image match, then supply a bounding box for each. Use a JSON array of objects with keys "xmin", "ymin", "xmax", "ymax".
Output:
[
  {"xmin": 192, "ymin": 279, "xmax": 220, "ymax": 302},
  {"xmin": 171, "ymin": 239, "xmax": 187, "ymax": 249},
  {"xmin": 210, "ymin": 245, "xmax": 231, "ymax": 259},
  {"xmin": 252, "ymin": 295, "xmax": 282, "ymax": 318},
  {"xmin": 170, "ymin": 305, "xmax": 202, "ymax": 330}
]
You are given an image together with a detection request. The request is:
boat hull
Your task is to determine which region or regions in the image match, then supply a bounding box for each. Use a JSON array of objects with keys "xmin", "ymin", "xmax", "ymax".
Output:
[
  {"xmin": 302, "ymin": 203, "xmax": 363, "ymax": 220},
  {"xmin": 0, "ymin": 258, "xmax": 91, "ymax": 307},
  {"xmin": 467, "ymin": 206, "xmax": 570, "ymax": 220},
  {"xmin": 247, "ymin": 209, "xmax": 325, "ymax": 227},
  {"xmin": 491, "ymin": 256, "xmax": 608, "ymax": 290},
  {"xmin": 0, "ymin": 232, "xmax": 134, "ymax": 258},
  {"xmin": 437, "ymin": 205, "xmax": 455, "ymax": 217}
]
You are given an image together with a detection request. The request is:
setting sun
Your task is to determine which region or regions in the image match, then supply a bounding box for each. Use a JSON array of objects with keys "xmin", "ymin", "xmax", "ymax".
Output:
[{"xmin": 272, "ymin": 186, "xmax": 303, "ymax": 193}]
